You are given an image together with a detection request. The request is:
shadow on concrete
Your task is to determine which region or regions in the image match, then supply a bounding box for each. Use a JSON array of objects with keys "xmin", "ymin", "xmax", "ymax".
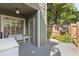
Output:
[
  {"xmin": 47, "ymin": 40, "xmax": 61, "ymax": 56},
  {"xmin": 50, "ymin": 47, "xmax": 61, "ymax": 56},
  {"xmin": 18, "ymin": 40, "xmax": 61, "ymax": 56}
]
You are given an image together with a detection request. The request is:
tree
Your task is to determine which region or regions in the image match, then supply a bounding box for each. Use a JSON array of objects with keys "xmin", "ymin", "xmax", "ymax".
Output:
[{"xmin": 47, "ymin": 3, "xmax": 77, "ymax": 25}]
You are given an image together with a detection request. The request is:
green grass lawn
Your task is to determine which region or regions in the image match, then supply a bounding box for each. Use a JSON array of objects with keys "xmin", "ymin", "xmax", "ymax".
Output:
[{"xmin": 47, "ymin": 32, "xmax": 71, "ymax": 43}]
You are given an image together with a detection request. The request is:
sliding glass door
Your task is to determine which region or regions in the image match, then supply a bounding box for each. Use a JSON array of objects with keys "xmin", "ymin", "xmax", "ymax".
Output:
[
  {"xmin": 29, "ymin": 18, "xmax": 34, "ymax": 44},
  {"xmin": 29, "ymin": 17, "xmax": 36, "ymax": 45},
  {"xmin": 1, "ymin": 15, "xmax": 24, "ymax": 38}
]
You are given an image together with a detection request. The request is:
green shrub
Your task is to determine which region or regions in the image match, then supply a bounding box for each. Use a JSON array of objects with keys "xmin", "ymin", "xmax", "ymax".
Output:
[
  {"xmin": 47, "ymin": 32, "xmax": 71, "ymax": 43},
  {"xmin": 47, "ymin": 32, "xmax": 52, "ymax": 38},
  {"xmin": 51, "ymin": 35, "xmax": 57, "ymax": 39},
  {"xmin": 57, "ymin": 35, "xmax": 71, "ymax": 43},
  {"xmin": 49, "ymin": 33, "xmax": 71, "ymax": 43}
]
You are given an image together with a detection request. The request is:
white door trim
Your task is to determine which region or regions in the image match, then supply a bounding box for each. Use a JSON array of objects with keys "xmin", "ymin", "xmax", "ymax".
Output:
[
  {"xmin": 23, "ymin": 19, "xmax": 26, "ymax": 35},
  {"xmin": 28, "ymin": 19, "xmax": 30, "ymax": 43}
]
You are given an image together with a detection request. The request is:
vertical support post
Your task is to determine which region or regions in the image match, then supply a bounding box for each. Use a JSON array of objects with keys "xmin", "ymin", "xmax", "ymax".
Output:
[
  {"xmin": 76, "ymin": 22, "xmax": 79, "ymax": 48},
  {"xmin": 37, "ymin": 10, "xmax": 40, "ymax": 47},
  {"xmin": 24, "ymin": 19, "xmax": 26, "ymax": 35},
  {"xmin": 46, "ymin": 4, "xmax": 47, "ymax": 45}
]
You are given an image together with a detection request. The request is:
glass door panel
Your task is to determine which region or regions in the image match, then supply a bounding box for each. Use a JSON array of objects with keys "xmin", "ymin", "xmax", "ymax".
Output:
[
  {"xmin": 4, "ymin": 17, "xmax": 10, "ymax": 38},
  {"xmin": 30, "ymin": 19, "xmax": 33, "ymax": 44},
  {"xmin": 16, "ymin": 19, "xmax": 24, "ymax": 34},
  {"xmin": 11, "ymin": 18, "xmax": 16, "ymax": 35},
  {"xmin": 1, "ymin": 15, "xmax": 24, "ymax": 38}
]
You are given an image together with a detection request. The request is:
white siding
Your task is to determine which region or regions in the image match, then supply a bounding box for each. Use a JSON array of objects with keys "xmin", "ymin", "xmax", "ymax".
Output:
[{"xmin": 38, "ymin": 3, "xmax": 47, "ymax": 46}]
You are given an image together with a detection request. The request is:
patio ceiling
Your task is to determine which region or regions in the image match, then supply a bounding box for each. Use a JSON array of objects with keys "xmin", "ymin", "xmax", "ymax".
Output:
[{"xmin": 0, "ymin": 3, "xmax": 37, "ymax": 18}]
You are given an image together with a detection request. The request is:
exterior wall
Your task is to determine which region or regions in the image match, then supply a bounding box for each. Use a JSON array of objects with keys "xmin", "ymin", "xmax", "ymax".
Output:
[
  {"xmin": 39, "ymin": 3, "xmax": 47, "ymax": 46},
  {"xmin": 27, "ymin": 3, "xmax": 47, "ymax": 47}
]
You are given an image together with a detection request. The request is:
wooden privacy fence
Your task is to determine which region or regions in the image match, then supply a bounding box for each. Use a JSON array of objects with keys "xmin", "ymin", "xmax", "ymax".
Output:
[
  {"xmin": 69, "ymin": 22, "xmax": 79, "ymax": 48},
  {"xmin": 47, "ymin": 24, "xmax": 60, "ymax": 34},
  {"xmin": 48, "ymin": 23, "xmax": 79, "ymax": 48}
]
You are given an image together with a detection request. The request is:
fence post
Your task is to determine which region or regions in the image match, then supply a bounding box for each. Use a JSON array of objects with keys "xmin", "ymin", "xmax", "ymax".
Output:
[{"xmin": 76, "ymin": 22, "xmax": 79, "ymax": 48}]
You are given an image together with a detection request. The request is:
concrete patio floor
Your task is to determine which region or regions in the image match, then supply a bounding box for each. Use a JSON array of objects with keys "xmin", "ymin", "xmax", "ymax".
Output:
[
  {"xmin": 19, "ymin": 40, "xmax": 60, "ymax": 56},
  {"xmin": 54, "ymin": 42, "xmax": 79, "ymax": 56},
  {"xmin": 18, "ymin": 39, "xmax": 79, "ymax": 56},
  {"xmin": 50, "ymin": 39, "xmax": 79, "ymax": 56}
]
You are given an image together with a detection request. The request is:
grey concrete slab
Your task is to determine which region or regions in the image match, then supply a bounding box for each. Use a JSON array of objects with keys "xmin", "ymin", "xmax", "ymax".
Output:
[
  {"xmin": 18, "ymin": 39, "xmax": 79, "ymax": 56},
  {"xmin": 18, "ymin": 40, "xmax": 60, "ymax": 56},
  {"xmin": 54, "ymin": 42, "xmax": 79, "ymax": 56}
]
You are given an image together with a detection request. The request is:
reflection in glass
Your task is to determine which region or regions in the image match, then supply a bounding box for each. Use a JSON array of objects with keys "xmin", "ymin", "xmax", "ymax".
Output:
[
  {"xmin": 3, "ymin": 16, "xmax": 24, "ymax": 38},
  {"xmin": 16, "ymin": 19, "xmax": 23, "ymax": 34},
  {"xmin": 11, "ymin": 18, "xmax": 15, "ymax": 35},
  {"xmin": 4, "ymin": 18, "xmax": 10, "ymax": 38}
]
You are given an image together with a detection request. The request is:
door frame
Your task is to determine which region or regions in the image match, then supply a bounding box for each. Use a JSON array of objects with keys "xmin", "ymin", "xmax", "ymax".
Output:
[{"xmin": 28, "ymin": 18, "xmax": 35, "ymax": 44}]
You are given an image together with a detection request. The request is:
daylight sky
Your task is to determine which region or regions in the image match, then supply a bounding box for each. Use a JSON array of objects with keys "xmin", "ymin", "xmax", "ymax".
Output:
[{"xmin": 74, "ymin": 3, "xmax": 79, "ymax": 11}]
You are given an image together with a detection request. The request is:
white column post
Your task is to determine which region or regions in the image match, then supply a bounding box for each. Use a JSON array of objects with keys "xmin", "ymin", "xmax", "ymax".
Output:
[
  {"xmin": 37, "ymin": 10, "xmax": 40, "ymax": 47},
  {"xmin": 24, "ymin": 19, "xmax": 26, "ymax": 35},
  {"xmin": 46, "ymin": 4, "xmax": 47, "ymax": 45}
]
